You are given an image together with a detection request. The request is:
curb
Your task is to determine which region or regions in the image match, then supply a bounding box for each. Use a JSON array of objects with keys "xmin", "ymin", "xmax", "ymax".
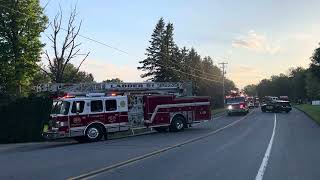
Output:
[{"xmin": 294, "ymin": 107, "xmax": 320, "ymax": 125}]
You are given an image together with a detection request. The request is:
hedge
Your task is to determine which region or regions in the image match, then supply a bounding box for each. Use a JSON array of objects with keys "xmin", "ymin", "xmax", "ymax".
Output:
[{"xmin": 0, "ymin": 97, "xmax": 52, "ymax": 143}]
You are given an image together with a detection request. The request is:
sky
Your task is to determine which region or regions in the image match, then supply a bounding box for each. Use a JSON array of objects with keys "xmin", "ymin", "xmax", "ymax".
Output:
[{"xmin": 40, "ymin": 0, "xmax": 320, "ymax": 88}]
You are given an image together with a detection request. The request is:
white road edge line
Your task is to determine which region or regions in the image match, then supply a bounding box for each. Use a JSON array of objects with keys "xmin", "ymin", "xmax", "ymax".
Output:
[
  {"xmin": 255, "ymin": 113, "xmax": 277, "ymax": 180},
  {"xmin": 68, "ymin": 109, "xmax": 255, "ymax": 180}
]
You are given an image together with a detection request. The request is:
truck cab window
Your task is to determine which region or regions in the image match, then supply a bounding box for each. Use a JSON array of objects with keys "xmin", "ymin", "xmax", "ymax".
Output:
[
  {"xmin": 91, "ymin": 100, "xmax": 103, "ymax": 112},
  {"xmin": 71, "ymin": 101, "xmax": 85, "ymax": 113},
  {"xmin": 105, "ymin": 100, "xmax": 117, "ymax": 111}
]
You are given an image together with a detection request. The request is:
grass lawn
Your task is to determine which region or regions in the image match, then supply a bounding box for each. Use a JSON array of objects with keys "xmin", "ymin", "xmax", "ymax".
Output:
[{"xmin": 295, "ymin": 104, "xmax": 320, "ymax": 124}]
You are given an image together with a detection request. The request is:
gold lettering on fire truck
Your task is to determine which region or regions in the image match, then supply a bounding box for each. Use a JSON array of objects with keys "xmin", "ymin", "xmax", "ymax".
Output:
[
  {"xmin": 73, "ymin": 117, "xmax": 81, "ymax": 123},
  {"xmin": 107, "ymin": 115, "xmax": 117, "ymax": 123}
]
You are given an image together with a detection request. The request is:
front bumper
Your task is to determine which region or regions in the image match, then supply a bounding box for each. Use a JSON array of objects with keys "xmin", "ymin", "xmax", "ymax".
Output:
[
  {"xmin": 42, "ymin": 131, "xmax": 69, "ymax": 140},
  {"xmin": 227, "ymin": 108, "xmax": 248, "ymax": 113},
  {"xmin": 282, "ymin": 107, "xmax": 292, "ymax": 111}
]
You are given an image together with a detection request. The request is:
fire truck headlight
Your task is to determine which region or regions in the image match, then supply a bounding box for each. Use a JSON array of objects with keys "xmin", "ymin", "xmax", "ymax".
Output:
[{"xmin": 228, "ymin": 105, "xmax": 233, "ymax": 110}]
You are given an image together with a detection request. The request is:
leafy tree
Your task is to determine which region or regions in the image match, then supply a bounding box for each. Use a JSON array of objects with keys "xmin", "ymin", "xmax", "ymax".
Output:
[
  {"xmin": 0, "ymin": 0, "xmax": 48, "ymax": 96},
  {"xmin": 102, "ymin": 78, "xmax": 123, "ymax": 83},
  {"xmin": 61, "ymin": 63, "xmax": 94, "ymax": 83},
  {"xmin": 310, "ymin": 43, "xmax": 320, "ymax": 79},
  {"xmin": 31, "ymin": 70, "xmax": 51, "ymax": 85},
  {"xmin": 32, "ymin": 63, "xmax": 94, "ymax": 84},
  {"xmin": 288, "ymin": 67, "xmax": 307, "ymax": 101},
  {"xmin": 256, "ymin": 79, "xmax": 272, "ymax": 97},
  {"xmin": 305, "ymin": 71, "xmax": 320, "ymax": 100},
  {"xmin": 243, "ymin": 84, "xmax": 257, "ymax": 96}
]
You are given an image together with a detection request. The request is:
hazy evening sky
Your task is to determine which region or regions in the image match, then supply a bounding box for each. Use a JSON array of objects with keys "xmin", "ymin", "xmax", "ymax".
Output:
[{"xmin": 40, "ymin": 0, "xmax": 320, "ymax": 88}]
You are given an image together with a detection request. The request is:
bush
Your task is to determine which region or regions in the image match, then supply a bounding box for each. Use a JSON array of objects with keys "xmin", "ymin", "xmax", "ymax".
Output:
[{"xmin": 0, "ymin": 97, "xmax": 52, "ymax": 143}]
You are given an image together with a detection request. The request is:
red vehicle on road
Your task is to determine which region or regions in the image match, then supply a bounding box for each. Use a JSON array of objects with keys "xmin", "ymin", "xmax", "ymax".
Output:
[
  {"xmin": 225, "ymin": 95, "xmax": 249, "ymax": 116},
  {"xmin": 43, "ymin": 88, "xmax": 211, "ymax": 142}
]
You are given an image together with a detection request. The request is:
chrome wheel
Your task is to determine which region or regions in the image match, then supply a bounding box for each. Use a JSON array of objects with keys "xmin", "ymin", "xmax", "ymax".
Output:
[
  {"xmin": 170, "ymin": 116, "xmax": 185, "ymax": 132},
  {"xmin": 176, "ymin": 121, "xmax": 184, "ymax": 130},
  {"xmin": 87, "ymin": 127, "xmax": 99, "ymax": 139}
]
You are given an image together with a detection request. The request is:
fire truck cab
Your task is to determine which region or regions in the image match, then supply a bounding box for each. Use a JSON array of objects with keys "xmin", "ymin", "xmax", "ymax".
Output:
[
  {"xmin": 225, "ymin": 93, "xmax": 249, "ymax": 116},
  {"xmin": 44, "ymin": 94, "xmax": 211, "ymax": 142}
]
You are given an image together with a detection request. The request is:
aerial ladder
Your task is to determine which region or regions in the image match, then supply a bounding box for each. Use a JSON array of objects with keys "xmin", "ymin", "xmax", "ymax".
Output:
[{"xmin": 34, "ymin": 81, "xmax": 193, "ymax": 97}]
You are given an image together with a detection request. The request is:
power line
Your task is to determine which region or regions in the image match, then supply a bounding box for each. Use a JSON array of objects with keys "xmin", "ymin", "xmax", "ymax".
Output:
[
  {"xmin": 156, "ymin": 62, "xmax": 223, "ymax": 83},
  {"xmin": 0, "ymin": 3, "xmax": 225, "ymax": 84},
  {"xmin": 60, "ymin": 28, "xmax": 130, "ymax": 55},
  {"xmin": 0, "ymin": 3, "xmax": 130, "ymax": 55}
]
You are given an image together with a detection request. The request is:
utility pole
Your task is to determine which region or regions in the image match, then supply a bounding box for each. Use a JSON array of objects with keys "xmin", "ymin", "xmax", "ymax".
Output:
[{"xmin": 219, "ymin": 62, "xmax": 228, "ymax": 107}]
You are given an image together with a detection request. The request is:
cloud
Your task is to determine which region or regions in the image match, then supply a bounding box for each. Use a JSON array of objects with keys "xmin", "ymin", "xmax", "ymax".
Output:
[
  {"xmin": 235, "ymin": 65, "xmax": 256, "ymax": 72},
  {"xmin": 232, "ymin": 30, "xmax": 280, "ymax": 54},
  {"xmin": 228, "ymin": 65, "xmax": 265, "ymax": 88},
  {"xmin": 79, "ymin": 59, "xmax": 144, "ymax": 82}
]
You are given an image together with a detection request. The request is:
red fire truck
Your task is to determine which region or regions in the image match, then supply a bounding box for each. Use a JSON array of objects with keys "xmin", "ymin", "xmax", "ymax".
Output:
[
  {"xmin": 42, "ymin": 82, "xmax": 211, "ymax": 142},
  {"xmin": 225, "ymin": 90, "xmax": 249, "ymax": 115}
]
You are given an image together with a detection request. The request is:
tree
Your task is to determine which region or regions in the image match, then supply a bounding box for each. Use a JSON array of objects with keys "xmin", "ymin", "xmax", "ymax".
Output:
[
  {"xmin": 138, "ymin": 19, "xmax": 180, "ymax": 82},
  {"xmin": 61, "ymin": 63, "xmax": 94, "ymax": 83},
  {"xmin": 102, "ymin": 78, "xmax": 123, "ymax": 83},
  {"xmin": 305, "ymin": 71, "xmax": 320, "ymax": 100},
  {"xmin": 185, "ymin": 48, "xmax": 202, "ymax": 94},
  {"xmin": 0, "ymin": 0, "xmax": 48, "ymax": 96},
  {"xmin": 138, "ymin": 18, "xmax": 165, "ymax": 80},
  {"xmin": 32, "ymin": 63, "xmax": 94, "ymax": 84},
  {"xmin": 156, "ymin": 22, "xmax": 179, "ymax": 82},
  {"xmin": 288, "ymin": 67, "xmax": 307, "ymax": 101},
  {"xmin": 137, "ymin": 18, "xmax": 237, "ymax": 107},
  {"xmin": 42, "ymin": 7, "xmax": 89, "ymax": 83},
  {"xmin": 31, "ymin": 70, "xmax": 51, "ymax": 85},
  {"xmin": 310, "ymin": 43, "xmax": 320, "ymax": 79},
  {"xmin": 243, "ymin": 84, "xmax": 257, "ymax": 96},
  {"xmin": 256, "ymin": 79, "xmax": 272, "ymax": 97}
]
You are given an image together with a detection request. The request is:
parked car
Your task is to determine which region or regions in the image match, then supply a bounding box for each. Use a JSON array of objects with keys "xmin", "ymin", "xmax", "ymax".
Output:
[{"xmin": 261, "ymin": 100, "xmax": 292, "ymax": 113}]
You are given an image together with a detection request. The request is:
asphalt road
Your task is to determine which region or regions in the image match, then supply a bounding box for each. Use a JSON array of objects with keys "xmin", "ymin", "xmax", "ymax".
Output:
[{"xmin": 1, "ymin": 108, "xmax": 320, "ymax": 180}]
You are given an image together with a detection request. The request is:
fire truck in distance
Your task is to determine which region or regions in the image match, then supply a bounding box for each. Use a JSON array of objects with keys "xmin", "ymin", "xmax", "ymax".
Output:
[
  {"xmin": 225, "ymin": 90, "xmax": 249, "ymax": 116},
  {"xmin": 42, "ymin": 82, "xmax": 211, "ymax": 142}
]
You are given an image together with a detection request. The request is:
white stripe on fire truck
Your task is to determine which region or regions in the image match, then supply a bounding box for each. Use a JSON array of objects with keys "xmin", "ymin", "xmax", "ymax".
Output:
[
  {"xmin": 149, "ymin": 102, "xmax": 210, "ymax": 123},
  {"xmin": 70, "ymin": 122, "xmax": 129, "ymax": 131}
]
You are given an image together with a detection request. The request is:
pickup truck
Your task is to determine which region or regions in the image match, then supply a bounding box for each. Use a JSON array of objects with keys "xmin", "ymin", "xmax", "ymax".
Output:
[{"xmin": 261, "ymin": 100, "xmax": 292, "ymax": 113}]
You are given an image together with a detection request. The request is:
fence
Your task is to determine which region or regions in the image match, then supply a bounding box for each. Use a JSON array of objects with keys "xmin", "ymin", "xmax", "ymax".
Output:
[
  {"xmin": 312, "ymin": 100, "xmax": 320, "ymax": 105},
  {"xmin": 0, "ymin": 97, "xmax": 52, "ymax": 143}
]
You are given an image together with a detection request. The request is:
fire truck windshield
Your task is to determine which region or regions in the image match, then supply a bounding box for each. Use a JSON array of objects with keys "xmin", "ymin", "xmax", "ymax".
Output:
[
  {"xmin": 51, "ymin": 101, "xmax": 70, "ymax": 115},
  {"xmin": 225, "ymin": 97, "xmax": 245, "ymax": 104}
]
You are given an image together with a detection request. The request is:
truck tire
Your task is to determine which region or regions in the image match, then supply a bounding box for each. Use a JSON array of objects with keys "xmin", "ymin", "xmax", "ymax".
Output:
[
  {"xmin": 169, "ymin": 116, "xmax": 185, "ymax": 132},
  {"xmin": 84, "ymin": 125, "xmax": 104, "ymax": 142}
]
